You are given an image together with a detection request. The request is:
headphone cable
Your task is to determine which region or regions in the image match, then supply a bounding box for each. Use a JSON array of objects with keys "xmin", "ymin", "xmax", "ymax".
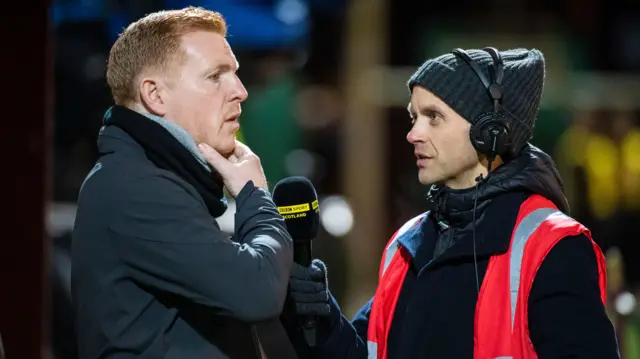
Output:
[
  {"xmin": 472, "ymin": 158, "xmax": 494, "ymax": 294},
  {"xmin": 472, "ymin": 177, "xmax": 481, "ymax": 293}
]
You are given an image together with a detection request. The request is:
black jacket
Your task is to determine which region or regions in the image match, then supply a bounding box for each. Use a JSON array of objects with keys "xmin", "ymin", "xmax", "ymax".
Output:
[
  {"xmin": 291, "ymin": 144, "xmax": 620, "ymax": 358},
  {"xmin": 71, "ymin": 124, "xmax": 294, "ymax": 358}
]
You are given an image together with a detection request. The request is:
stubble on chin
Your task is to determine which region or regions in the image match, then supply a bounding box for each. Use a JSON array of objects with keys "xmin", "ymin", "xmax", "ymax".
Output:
[{"xmin": 219, "ymin": 144, "xmax": 235, "ymax": 159}]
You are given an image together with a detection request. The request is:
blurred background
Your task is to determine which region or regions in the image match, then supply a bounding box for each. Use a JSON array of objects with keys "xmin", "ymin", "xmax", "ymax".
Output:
[{"xmin": 3, "ymin": 0, "xmax": 640, "ymax": 357}]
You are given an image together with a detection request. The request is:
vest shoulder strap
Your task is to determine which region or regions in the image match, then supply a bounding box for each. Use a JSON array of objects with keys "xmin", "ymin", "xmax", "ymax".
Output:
[{"xmin": 379, "ymin": 212, "xmax": 428, "ymax": 278}]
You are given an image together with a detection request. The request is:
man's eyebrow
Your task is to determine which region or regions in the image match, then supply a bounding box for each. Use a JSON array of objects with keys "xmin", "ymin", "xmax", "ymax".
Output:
[
  {"xmin": 418, "ymin": 104, "xmax": 445, "ymax": 116},
  {"xmin": 207, "ymin": 62, "xmax": 239, "ymax": 75},
  {"xmin": 216, "ymin": 64, "xmax": 233, "ymax": 72}
]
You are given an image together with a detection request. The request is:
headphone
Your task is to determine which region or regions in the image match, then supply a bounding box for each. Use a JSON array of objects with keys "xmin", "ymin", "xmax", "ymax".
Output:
[
  {"xmin": 451, "ymin": 48, "xmax": 511, "ymax": 293},
  {"xmin": 451, "ymin": 47, "xmax": 510, "ymax": 162}
]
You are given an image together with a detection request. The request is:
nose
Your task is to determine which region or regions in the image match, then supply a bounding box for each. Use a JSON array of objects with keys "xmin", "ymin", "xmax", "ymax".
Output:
[
  {"xmin": 407, "ymin": 122, "xmax": 426, "ymax": 144},
  {"xmin": 232, "ymin": 75, "xmax": 248, "ymax": 102}
]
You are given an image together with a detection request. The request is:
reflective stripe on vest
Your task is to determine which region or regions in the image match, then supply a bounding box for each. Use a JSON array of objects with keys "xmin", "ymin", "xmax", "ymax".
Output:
[
  {"xmin": 381, "ymin": 242, "xmax": 400, "ymax": 278},
  {"xmin": 380, "ymin": 214, "xmax": 426, "ymax": 277},
  {"xmin": 509, "ymin": 207, "xmax": 563, "ymax": 329},
  {"xmin": 368, "ymin": 206, "xmax": 566, "ymax": 359},
  {"xmin": 368, "ymin": 341, "xmax": 378, "ymax": 359},
  {"xmin": 367, "ymin": 213, "xmax": 425, "ymax": 359}
]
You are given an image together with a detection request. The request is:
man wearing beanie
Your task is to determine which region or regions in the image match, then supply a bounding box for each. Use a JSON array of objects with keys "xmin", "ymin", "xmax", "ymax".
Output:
[{"xmin": 283, "ymin": 48, "xmax": 620, "ymax": 359}]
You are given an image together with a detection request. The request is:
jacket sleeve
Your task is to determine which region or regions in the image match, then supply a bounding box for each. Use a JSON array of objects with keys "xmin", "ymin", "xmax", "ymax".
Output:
[
  {"xmin": 528, "ymin": 234, "xmax": 620, "ymax": 359},
  {"xmin": 312, "ymin": 294, "xmax": 370, "ymax": 359},
  {"xmin": 109, "ymin": 173, "xmax": 293, "ymax": 322}
]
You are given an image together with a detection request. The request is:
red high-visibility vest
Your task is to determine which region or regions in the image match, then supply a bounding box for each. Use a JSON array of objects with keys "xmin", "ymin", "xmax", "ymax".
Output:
[{"xmin": 366, "ymin": 195, "xmax": 607, "ymax": 359}]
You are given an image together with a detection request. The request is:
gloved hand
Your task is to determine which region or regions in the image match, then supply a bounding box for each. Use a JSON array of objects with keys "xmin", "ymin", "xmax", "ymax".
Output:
[{"xmin": 288, "ymin": 259, "xmax": 331, "ymax": 316}]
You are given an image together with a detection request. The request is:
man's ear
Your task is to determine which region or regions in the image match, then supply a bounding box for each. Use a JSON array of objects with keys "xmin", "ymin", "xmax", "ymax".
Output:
[{"xmin": 139, "ymin": 77, "xmax": 168, "ymax": 117}]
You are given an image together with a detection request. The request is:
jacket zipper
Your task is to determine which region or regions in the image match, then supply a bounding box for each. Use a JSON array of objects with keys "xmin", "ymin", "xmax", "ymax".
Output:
[{"xmin": 251, "ymin": 325, "xmax": 263, "ymax": 359}]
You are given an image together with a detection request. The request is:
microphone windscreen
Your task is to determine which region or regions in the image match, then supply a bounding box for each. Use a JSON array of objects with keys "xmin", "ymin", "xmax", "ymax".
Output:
[{"xmin": 272, "ymin": 176, "xmax": 319, "ymax": 241}]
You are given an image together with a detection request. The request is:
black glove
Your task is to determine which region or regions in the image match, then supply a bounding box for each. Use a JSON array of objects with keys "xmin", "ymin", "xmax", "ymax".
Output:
[{"xmin": 289, "ymin": 259, "xmax": 331, "ymax": 316}]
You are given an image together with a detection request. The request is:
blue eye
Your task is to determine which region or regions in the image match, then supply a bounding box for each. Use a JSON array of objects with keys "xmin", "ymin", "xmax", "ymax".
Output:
[{"xmin": 427, "ymin": 111, "xmax": 442, "ymax": 125}]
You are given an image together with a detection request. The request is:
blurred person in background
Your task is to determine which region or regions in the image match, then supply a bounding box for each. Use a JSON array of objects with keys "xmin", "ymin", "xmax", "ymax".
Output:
[
  {"xmin": 71, "ymin": 7, "xmax": 295, "ymax": 359},
  {"xmin": 610, "ymin": 112, "xmax": 640, "ymax": 294},
  {"xmin": 608, "ymin": 111, "xmax": 640, "ymax": 357},
  {"xmin": 554, "ymin": 109, "xmax": 620, "ymax": 252},
  {"xmin": 283, "ymin": 48, "xmax": 620, "ymax": 358}
]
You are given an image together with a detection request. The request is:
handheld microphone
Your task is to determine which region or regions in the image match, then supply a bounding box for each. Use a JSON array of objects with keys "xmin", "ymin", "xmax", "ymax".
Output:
[{"xmin": 272, "ymin": 176, "xmax": 320, "ymax": 347}]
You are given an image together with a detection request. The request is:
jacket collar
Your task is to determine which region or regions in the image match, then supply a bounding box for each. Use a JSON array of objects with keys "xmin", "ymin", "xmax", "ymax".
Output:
[
  {"xmin": 97, "ymin": 106, "xmax": 228, "ymax": 217},
  {"xmin": 398, "ymin": 191, "xmax": 527, "ymax": 269},
  {"xmin": 427, "ymin": 144, "xmax": 569, "ymax": 229},
  {"xmin": 98, "ymin": 109, "xmax": 211, "ymax": 172}
]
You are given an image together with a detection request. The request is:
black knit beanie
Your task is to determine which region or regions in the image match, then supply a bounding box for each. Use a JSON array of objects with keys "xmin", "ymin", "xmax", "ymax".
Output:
[{"xmin": 407, "ymin": 48, "xmax": 545, "ymax": 157}]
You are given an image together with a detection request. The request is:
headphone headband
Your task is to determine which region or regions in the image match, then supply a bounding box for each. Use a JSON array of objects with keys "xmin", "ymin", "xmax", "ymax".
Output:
[
  {"xmin": 451, "ymin": 48, "xmax": 504, "ymax": 114},
  {"xmin": 483, "ymin": 47, "xmax": 504, "ymax": 85}
]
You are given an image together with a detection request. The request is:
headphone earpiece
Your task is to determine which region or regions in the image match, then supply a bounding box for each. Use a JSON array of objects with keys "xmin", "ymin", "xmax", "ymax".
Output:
[
  {"xmin": 469, "ymin": 113, "xmax": 509, "ymax": 160},
  {"xmin": 452, "ymin": 47, "xmax": 510, "ymax": 160}
]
